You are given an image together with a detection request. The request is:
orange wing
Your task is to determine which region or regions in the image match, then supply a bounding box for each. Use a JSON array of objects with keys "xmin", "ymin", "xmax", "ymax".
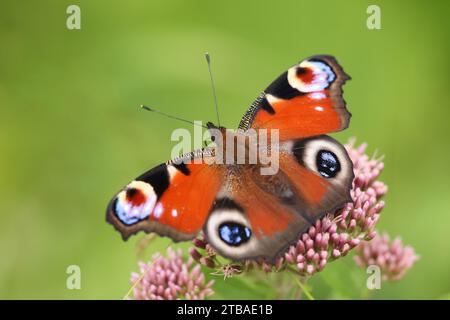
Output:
[
  {"xmin": 278, "ymin": 136, "xmax": 354, "ymax": 220},
  {"xmin": 203, "ymin": 168, "xmax": 309, "ymax": 262},
  {"xmin": 202, "ymin": 136, "xmax": 354, "ymax": 262},
  {"xmin": 106, "ymin": 151, "xmax": 225, "ymax": 241},
  {"xmin": 238, "ymin": 55, "xmax": 350, "ymax": 141}
]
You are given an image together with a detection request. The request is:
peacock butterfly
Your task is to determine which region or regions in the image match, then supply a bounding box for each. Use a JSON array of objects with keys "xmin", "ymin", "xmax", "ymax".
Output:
[{"xmin": 106, "ymin": 55, "xmax": 354, "ymax": 262}]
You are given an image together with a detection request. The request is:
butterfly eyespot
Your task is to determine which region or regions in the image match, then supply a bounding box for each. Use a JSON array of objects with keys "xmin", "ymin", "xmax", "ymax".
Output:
[
  {"xmin": 218, "ymin": 222, "xmax": 252, "ymax": 246},
  {"xmin": 205, "ymin": 202, "xmax": 257, "ymax": 258},
  {"xmin": 293, "ymin": 136, "xmax": 352, "ymax": 184},
  {"xmin": 287, "ymin": 59, "xmax": 336, "ymax": 93},
  {"xmin": 316, "ymin": 149, "xmax": 340, "ymax": 178},
  {"xmin": 113, "ymin": 181, "xmax": 157, "ymax": 225}
]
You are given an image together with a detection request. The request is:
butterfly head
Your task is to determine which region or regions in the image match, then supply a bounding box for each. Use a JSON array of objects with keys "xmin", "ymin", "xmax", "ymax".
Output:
[
  {"xmin": 206, "ymin": 121, "xmax": 226, "ymax": 130},
  {"xmin": 206, "ymin": 121, "xmax": 227, "ymax": 142}
]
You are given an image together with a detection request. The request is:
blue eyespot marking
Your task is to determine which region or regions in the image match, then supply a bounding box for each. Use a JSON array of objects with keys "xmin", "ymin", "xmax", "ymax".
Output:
[
  {"xmin": 316, "ymin": 150, "xmax": 340, "ymax": 178},
  {"xmin": 309, "ymin": 60, "xmax": 336, "ymax": 83},
  {"xmin": 114, "ymin": 196, "xmax": 154, "ymax": 225},
  {"xmin": 218, "ymin": 222, "xmax": 252, "ymax": 246}
]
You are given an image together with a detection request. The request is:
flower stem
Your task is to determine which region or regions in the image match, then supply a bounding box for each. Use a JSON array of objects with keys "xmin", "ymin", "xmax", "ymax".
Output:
[
  {"xmin": 287, "ymin": 271, "xmax": 315, "ymax": 300},
  {"xmin": 123, "ymin": 254, "xmax": 159, "ymax": 300}
]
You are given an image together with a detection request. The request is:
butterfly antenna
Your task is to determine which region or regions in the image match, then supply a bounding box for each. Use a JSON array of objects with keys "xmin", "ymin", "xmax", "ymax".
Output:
[
  {"xmin": 141, "ymin": 105, "xmax": 208, "ymax": 129},
  {"xmin": 205, "ymin": 52, "xmax": 221, "ymax": 127}
]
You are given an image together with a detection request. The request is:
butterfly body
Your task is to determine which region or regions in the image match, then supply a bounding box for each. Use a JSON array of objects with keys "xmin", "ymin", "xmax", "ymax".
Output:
[{"xmin": 106, "ymin": 55, "xmax": 354, "ymax": 262}]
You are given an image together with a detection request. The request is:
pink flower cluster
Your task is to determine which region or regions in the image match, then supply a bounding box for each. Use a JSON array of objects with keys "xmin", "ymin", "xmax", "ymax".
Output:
[
  {"xmin": 130, "ymin": 247, "xmax": 214, "ymax": 300},
  {"xmin": 190, "ymin": 139, "xmax": 389, "ymax": 276},
  {"xmin": 354, "ymin": 233, "xmax": 419, "ymax": 281}
]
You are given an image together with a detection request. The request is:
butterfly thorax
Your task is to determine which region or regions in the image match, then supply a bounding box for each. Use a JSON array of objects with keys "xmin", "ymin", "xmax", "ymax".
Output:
[{"xmin": 207, "ymin": 125, "xmax": 278, "ymax": 168}]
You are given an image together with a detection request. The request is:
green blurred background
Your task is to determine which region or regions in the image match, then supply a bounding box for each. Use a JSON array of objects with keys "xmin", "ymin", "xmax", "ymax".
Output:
[{"xmin": 0, "ymin": 0, "xmax": 449, "ymax": 299}]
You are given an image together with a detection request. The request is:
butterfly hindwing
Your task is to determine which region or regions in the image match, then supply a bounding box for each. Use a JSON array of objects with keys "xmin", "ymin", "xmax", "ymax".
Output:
[
  {"xmin": 278, "ymin": 135, "xmax": 354, "ymax": 219},
  {"xmin": 202, "ymin": 135, "xmax": 354, "ymax": 262},
  {"xmin": 204, "ymin": 168, "xmax": 309, "ymax": 261},
  {"xmin": 239, "ymin": 55, "xmax": 351, "ymax": 141}
]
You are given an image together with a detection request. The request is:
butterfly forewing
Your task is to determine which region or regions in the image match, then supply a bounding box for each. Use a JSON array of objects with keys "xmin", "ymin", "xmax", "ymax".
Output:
[
  {"xmin": 239, "ymin": 55, "xmax": 351, "ymax": 141},
  {"xmin": 106, "ymin": 150, "xmax": 225, "ymax": 241}
]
